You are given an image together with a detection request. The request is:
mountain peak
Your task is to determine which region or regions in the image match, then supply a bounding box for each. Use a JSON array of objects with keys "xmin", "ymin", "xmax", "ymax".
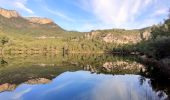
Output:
[
  {"xmin": 26, "ymin": 17, "xmax": 54, "ymax": 24},
  {"xmin": 0, "ymin": 7, "xmax": 20, "ymax": 18}
]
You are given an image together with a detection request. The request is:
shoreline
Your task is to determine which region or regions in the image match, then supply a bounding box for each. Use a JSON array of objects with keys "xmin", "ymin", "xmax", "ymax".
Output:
[{"xmin": 1, "ymin": 51, "xmax": 169, "ymax": 78}]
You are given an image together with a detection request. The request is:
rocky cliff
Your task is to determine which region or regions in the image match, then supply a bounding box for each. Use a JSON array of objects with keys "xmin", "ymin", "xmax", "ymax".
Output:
[
  {"xmin": 0, "ymin": 7, "xmax": 67, "ymax": 37},
  {"xmin": 85, "ymin": 29, "xmax": 151, "ymax": 44},
  {"xmin": 24, "ymin": 78, "xmax": 51, "ymax": 84},
  {"xmin": 0, "ymin": 83, "xmax": 16, "ymax": 92},
  {"xmin": 0, "ymin": 8, "xmax": 53, "ymax": 24},
  {"xmin": 0, "ymin": 78, "xmax": 51, "ymax": 92},
  {"xmin": 0, "ymin": 8, "xmax": 20, "ymax": 18},
  {"xmin": 26, "ymin": 17, "xmax": 53, "ymax": 24}
]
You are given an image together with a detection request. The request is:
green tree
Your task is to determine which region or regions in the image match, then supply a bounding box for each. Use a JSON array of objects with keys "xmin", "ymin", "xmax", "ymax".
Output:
[
  {"xmin": 0, "ymin": 36, "xmax": 9, "ymax": 54},
  {"xmin": 138, "ymin": 11, "xmax": 170, "ymax": 59},
  {"xmin": 150, "ymin": 10, "xmax": 170, "ymax": 40}
]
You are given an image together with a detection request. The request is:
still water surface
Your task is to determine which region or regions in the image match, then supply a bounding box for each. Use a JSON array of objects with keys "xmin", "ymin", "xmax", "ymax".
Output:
[{"xmin": 0, "ymin": 54, "xmax": 169, "ymax": 100}]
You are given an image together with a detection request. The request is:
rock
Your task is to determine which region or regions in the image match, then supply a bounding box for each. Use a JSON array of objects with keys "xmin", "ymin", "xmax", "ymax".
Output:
[
  {"xmin": 91, "ymin": 31, "xmax": 100, "ymax": 37},
  {"xmin": 0, "ymin": 83, "xmax": 16, "ymax": 92},
  {"xmin": 103, "ymin": 62, "xmax": 113, "ymax": 68},
  {"xmin": 85, "ymin": 31, "xmax": 100, "ymax": 39},
  {"xmin": 83, "ymin": 65, "xmax": 98, "ymax": 73},
  {"xmin": 84, "ymin": 29, "xmax": 151, "ymax": 44},
  {"xmin": 26, "ymin": 17, "xmax": 53, "ymax": 24},
  {"xmin": 102, "ymin": 33, "xmax": 134, "ymax": 43},
  {"xmin": 0, "ymin": 8, "xmax": 20, "ymax": 18},
  {"xmin": 25, "ymin": 78, "xmax": 51, "ymax": 84},
  {"xmin": 142, "ymin": 31, "xmax": 151, "ymax": 40},
  {"xmin": 103, "ymin": 33, "xmax": 114, "ymax": 43},
  {"xmin": 102, "ymin": 61, "xmax": 145, "ymax": 72}
]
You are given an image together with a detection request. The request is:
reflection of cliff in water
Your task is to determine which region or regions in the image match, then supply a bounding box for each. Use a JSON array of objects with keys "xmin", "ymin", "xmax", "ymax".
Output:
[
  {"xmin": 0, "ymin": 78, "xmax": 51, "ymax": 93},
  {"xmin": 0, "ymin": 58, "xmax": 8, "ymax": 67},
  {"xmin": 0, "ymin": 54, "xmax": 169, "ymax": 97},
  {"xmin": 83, "ymin": 61, "xmax": 145, "ymax": 74},
  {"xmin": 0, "ymin": 71, "xmax": 169, "ymax": 100}
]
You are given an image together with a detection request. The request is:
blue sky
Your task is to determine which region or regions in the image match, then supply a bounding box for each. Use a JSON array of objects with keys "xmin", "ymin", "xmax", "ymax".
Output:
[{"xmin": 0, "ymin": 0, "xmax": 170, "ymax": 32}]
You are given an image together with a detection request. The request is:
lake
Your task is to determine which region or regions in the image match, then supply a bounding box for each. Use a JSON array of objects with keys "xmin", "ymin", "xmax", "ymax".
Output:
[{"xmin": 0, "ymin": 54, "xmax": 169, "ymax": 100}]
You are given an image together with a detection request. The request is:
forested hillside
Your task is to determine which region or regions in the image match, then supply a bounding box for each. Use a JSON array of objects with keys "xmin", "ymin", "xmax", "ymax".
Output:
[{"xmin": 0, "ymin": 7, "xmax": 150, "ymax": 54}]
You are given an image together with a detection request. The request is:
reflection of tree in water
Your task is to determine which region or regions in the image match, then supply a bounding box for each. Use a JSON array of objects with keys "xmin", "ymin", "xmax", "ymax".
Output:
[
  {"xmin": 0, "ymin": 54, "xmax": 169, "ymax": 99},
  {"xmin": 138, "ymin": 76, "xmax": 169, "ymax": 99},
  {"xmin": 138, "ymin": 60, "xmax": 170, "ymax": 98},
  {"xmin": 139, "ymin": 76, "xmax": 146, "ymax": 85},
  {"xmin": 157, "ymin": 91, "xmax": 168, "ymax": 99},
  {"xmin": 150, "ymin": 79, "xmax": 170, "ymax": 99},
  {"xmin": 83, "ymin": 64, "xmax": 98, "ymax": 73},
  {"xmin": 0, "ymin": 58, "xmax": 8, "ymax": 67}
]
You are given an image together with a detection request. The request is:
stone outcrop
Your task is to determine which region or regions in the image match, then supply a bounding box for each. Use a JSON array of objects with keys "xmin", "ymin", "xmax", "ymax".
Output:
[
  {"xmin": 85, "ymin": 31, "xmax": 100, "ymax": 39},
  {"xmin": 83, "ymin": 64, "xmax": 98, "ymax": 73},
  {"xmin": 102, "ymin": 33, "xmax": 141, "ymax": 43},
  {"xmin": 0, "ymin": 78, "xmax": 51, "ymax": 92},
  {"xmin": 0, "ymin": 8, "xmax": 20, "ymax": 18},
  {"xmin": 26, "ymin": 17, "xmax": 53, "ymax": 24},
  {"xmin": 25, "ymin": 78, "xmax": 51, "ymax": 84},
  {"xmin": 0, "ymin": 83, "xmax": 16, "ymax": 92},
  {"xmin": 103, "ymin": 33, "xmax": 114, "ymax": 43},
  {"xmin": 85, "ymin": 30, "xmax": 151, "ymax": 44},
  {"xmin": 102, "ymin": 61, "xmax": 145, "ymax": 72},
  {"xmin": 142, "ymin": 31, "xmax": 151, "ymax": 40}
]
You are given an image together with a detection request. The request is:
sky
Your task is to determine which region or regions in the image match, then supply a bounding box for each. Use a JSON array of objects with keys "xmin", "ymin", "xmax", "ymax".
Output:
[{"xmin": 0, "ymin": 0, "xmax": 170, "ymax": 32}]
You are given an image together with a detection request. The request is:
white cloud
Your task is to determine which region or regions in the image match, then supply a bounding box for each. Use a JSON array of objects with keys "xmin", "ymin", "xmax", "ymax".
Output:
[
  {"xmin": 78, "ymin": 0, "xmax": 154, "ymax": 26},
  {"xmin": 78, "ymin": 23, "xmax": 113, "ymax": 32},
  {"xmin": 73, "ymin": 0, "xmax": 170, "ymax": 31},
  {"xmin": 45, "ymin": 7, "xmax": 74, "ymax": 22},
  {"xmin": 150, "ymin": 8, "xmax": 168, "ymax": 17},
  {"xmin": 14, "ymin": 2, "xmax": 34, "ymax": 14},
  {"xmin": 0, "ymin": 0, "xmax": 34, "ymax": 14},
  {"xmin": 36, "ymin": 0, "xmax": 75, "ymax": 22}
]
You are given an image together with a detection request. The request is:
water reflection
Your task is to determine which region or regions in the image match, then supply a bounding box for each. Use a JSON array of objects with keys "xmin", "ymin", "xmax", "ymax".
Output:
[
  {"xmin": 0, "ymin": 58, "xmax": 8, "ymax": 67},
  {"xmin": 0, "ymin": 54, "xmax": 144, "ymax": 85},
  {"xmin": 0, "ymin": 71, "xmax": 168, "ymax": 100},
  {"xmin": 0, "ymin": 54, "xmax": 169, "ymax": 100}
]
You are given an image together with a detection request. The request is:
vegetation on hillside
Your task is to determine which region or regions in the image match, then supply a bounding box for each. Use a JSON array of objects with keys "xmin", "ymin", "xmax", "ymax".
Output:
[
  {"xmin": 136, "ymin": 14, "xmax": 170, "ymax": 59},
  {"xmin": 108, "ymin": 12, "xmax": 170, "ymax": 60},
  {"xmin": 0, "ymin": 13, "xmax": 145, "ymax": 54},
  {"xmin": 0, "ymin": 7, "xmax": 169, "ymax": 59}
]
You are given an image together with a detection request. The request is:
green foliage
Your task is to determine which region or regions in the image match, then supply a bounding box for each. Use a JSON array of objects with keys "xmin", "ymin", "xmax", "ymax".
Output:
[
  {"xmin": 150, "ymin": 37, "xmax": 170, "ymax": 58},
  {"xmin": 0, "ymin": 15, "xmax": 83, "ymax": 37},
  {"xmin": 137, "ymin": 15, "xmax": 170, "ymax": 59},
  {"xmin": 150, "ymin": 14, "xmax": 170, "ymax": 40},
  {"xmin": 0, "ymin": 12, "xmax": 154, "ymax": 55},
  {"xmin": 137, "ymin": 37, "xmax": 170, "ymax": 59},
  {"xmin": 108, "ymin": 12, "xmax": 170, "ymax": 60},
  {"xmin": 151, "ymin": 24, "xmax": 170, "ymax": 39}
]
